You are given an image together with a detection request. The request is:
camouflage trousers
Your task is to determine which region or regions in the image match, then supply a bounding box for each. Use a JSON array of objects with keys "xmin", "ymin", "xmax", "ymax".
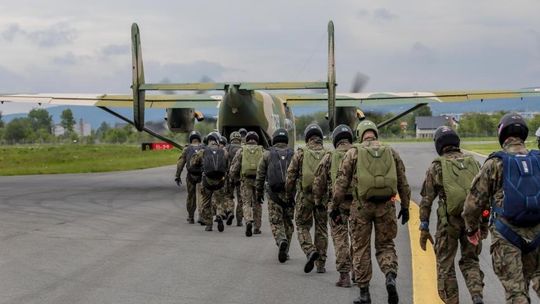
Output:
[
  {"xmin": 267, "ymin": 197, "xmax": 294, "ymax": 249},
  {"xmin": 434, "ymin": 216, "xmax": 484, "ymax": 304},
  {"xmin": 241, "ymin": 179, "xmax": 262, "ymax": 229},
  {"xmin": 330, "ymin": 206, "xmax": 352, "ymax": 273},
  {"xmin": 226, "ymin": 182, "xmax": 243, "ymax": 222},
  {"xmin": 295, "ymin": 192, "xmax": 328, "ymax": 267},
  {"xmin": 199, "ymin": 185, "xmax": 228, "ymax": 225},
  {"xmin": 490, "ymin": 224, "xmax": 540, "ymax": 304},
  {"xmin": 185, "ymin": 177, "xmax": 198, "ymax": 220},
  {"xmin": 350, "ymin": 199, "xmax": 397, "ymax": 287}
]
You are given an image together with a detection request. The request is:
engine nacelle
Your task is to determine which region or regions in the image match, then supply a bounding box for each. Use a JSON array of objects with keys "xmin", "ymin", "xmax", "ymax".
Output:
[{"xmin": 166, "ymin": 108, "xmax": 204, "ymax": 132}]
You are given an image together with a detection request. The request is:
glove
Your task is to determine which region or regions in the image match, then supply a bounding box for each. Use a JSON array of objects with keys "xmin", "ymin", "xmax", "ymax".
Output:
[
  {"xmin": 329, "ymin": 209, "xmax": 343, "ymax": 225},
  {"xmin": 419, "ymin": 230, "xmax": 434, "ymax": 251},
  {"xmin": 175, "ymin": 177, "xmax": 182, "ymax": 186},
  {"xmin": 397, "ymin": 205, "xmax": 409, "ymax": 225},
  {"xmin": 466, "ymin": 228, "xmax": 481, "ymax": 246}
]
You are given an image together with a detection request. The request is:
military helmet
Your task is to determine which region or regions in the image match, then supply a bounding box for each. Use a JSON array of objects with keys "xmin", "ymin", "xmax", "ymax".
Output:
[
  {"xmin": 497, "ymin": 113, "xmax": 528, "ymax": 146},
  {"xmin": 238, "ymin": 128, "xmax": 248, "ymax": 137},
  {"xmin": 356, "ymin": 120, "xmax": 378, "ymax": 143},
  {"xmin": 188, "ymin": 130, "xmax": 202, "ymax": 143},
  {"xmin": 332, "ymin": 124, "xmax": 353, "ymax": 148},
  {"xmin": 245, "ymin": 131, "xmax": 259, "ymax": 143},
  {"xmin": 220, "ymin": 135, "xmax": 228, "ymax": 146},
  {"xmin": 229, "ymin": 131, "xmax": 241, "ymax": 142},
  {"xmin": 207, "ymin": 131, "xmax": 220, "ymax": 144},
  {"xmin": 433, "ymin": 126, "xmax": 460, "ymax": 156},
  {"xmin": 272, "ymin": 128, "xmax": 289, "ymax": 145},
  {"xmin": 304, "ymin": 123, "xmax": 323, "ymax": 143}
]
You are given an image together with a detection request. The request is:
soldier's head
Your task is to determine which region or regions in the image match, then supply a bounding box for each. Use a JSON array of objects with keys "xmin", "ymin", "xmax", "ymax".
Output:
[
  {"xmin": 238, "ymin": 128, "xmax": 248, "ymax": 138},
  {"xmin": 536, "ymin": 127, "xmax": 540, "ymax": 149},
  {"xmin": 272, "ymin": 128, "xmax": 289, "ymax": 145},
  {"xmin": 355, "ymin": 120, "xmax": 378, "ymax": 143},
  {"xmin": 206, "ymin": 132, "xmax": 220, "ymax": 146},
  {"xmin": 497, "ymin": 113, "xmax": 528, "ymax": 147},
  {"xmin": 188, "ymin": 130, "xmax": 202, "ymax": 144},
  {"xmin": 229, "ymin": 131, "xmax": 242, "ymax": 144},
  {"xmin": 304, "ymin": 123, "xmax": 323, "ymax": 143},
  {"xmin": 245, "ymin": 131, "xmax": 259, "ymax": 145},
  {"xmin": 332, "ymin": 124, "xmax": 353, "ymax": 148},
  {"xmin": 433, "ymin": 126, "xmax": 460, "ymax": 156},
  {"xmin": 219, "ymin": 135, "xmax": 228, "ymax": 147}
]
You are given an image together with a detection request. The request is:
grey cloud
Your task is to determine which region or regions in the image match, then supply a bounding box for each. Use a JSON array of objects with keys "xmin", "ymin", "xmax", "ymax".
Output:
[
  {"xmin": 373, "ymin": 8, "xmax": 398, "ymax": 21},
  {"xmin": 101, "ymin": 44, "xmax": 130, "ymax": 56},
  {"xmin": 145, "ymin": 60, "xmax": 230, "ymax": 83},
  {"xmin": 52, "ymin": 52, "xmax": 77, "ymax": 65},
  {"xmin": 1, "ymin": 23, "xmax": 76, "ymax": 47},
  {"xmin": 410, "ymin": 42, "xmax": 438, "ymax": 64}
]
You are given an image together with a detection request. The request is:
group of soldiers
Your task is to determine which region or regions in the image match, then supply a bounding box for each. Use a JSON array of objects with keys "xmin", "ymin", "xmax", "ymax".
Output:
[{"xmin": 174, "ymin": 113, "xmax": 540, "ymax": 304}]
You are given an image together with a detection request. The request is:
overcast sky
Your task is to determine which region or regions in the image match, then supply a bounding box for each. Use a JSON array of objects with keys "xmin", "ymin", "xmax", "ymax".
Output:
[{"xmin": 1, "ymin": 0, "xmax": 540, "ymax": 114}]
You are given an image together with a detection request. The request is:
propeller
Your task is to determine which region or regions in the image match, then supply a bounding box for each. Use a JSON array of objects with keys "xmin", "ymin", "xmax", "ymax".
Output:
[{"xmin": 350, "ymin": 72, "xmax": 369, "ymax": 93}]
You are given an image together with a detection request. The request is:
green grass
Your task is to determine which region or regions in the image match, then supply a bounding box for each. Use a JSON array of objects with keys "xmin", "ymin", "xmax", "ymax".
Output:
[
  {"xmin": 462, "ymin": 141, "xmax": 538, "ymax": 156},
  {"xmin": 0, "ymin": 144, "xmax": 179, "ymax": 176}
]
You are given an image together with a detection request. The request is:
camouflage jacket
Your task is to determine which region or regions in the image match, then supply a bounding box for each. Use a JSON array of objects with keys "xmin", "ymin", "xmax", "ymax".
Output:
[
  {"xmin": 420, "ymin": 148, "xmax": 480, "ymax": 223},
  {"xmin": 255, "ymin": 142, "xmax": 289, "ymax": 198},
  {"xmin": 462, "ymin": 137, "xmax": 540, "ymax": 234},
  {"xmin": 313, "ymin": 140, "xmax": 352, "ymax": 210},
  {"xmin": 229, "ymin": 144, "xmax": 262, "ymax": 186},
  {"xmin": 333, "ymin": 139, "xmax": 411, "ymax": 209},
  {"xmin": 285, "ymin": 137, "xmax": 325, "ymax": 197},
  {"xmin": 175, "ymin": 143, "xmax": 200, "ymax": 179}
]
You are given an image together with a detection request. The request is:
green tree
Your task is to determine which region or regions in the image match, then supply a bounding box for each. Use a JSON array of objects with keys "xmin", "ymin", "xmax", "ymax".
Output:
[
  {"xmin": 28, "ymin": 108, "xmax": 53, "ymax": 133},
  {"xmin": 528, "ymin": 114, "xmax": 540, "ymax": 137},
  {"xmin": 4, "ymin": 118, "xmax": 34, "ymax": 143},
  {"xmin": 0, "ymin": 111, "xmax": 4, "ymax": 128},
  {"xmin": 60, "ymin": 109, "xmax": 75, "ymax": 132}
]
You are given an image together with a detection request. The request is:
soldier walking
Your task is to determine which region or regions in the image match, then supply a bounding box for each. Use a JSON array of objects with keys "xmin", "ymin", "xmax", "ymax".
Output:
[
  {"xmin": 175, "ymin": 131, "xmax": 203, "ymax": 224},
  {"xmin": 226, "ymin": 131, "xmax": 244, "ymax": 226}
]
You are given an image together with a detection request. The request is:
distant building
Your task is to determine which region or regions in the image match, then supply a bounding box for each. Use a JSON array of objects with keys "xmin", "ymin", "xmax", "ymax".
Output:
[
  {"xmin": 415, "ymin": 115, "xmax": 453, "ymax": 138},
  {"xmin": 53, "ymin": 119, "xmax": 92, "ymax": 136},
  {"xmin": 53, "ymin": 125, "xmax": 65, "ymax": 136}
]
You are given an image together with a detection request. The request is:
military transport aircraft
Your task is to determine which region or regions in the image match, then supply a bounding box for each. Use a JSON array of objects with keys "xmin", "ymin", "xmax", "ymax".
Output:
[{"xmin": 1, "ymin": 21, "xmax": 540, "ymax": 149}]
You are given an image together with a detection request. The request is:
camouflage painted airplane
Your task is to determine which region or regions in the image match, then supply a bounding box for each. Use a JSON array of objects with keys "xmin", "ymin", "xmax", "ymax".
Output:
[{"xmin": 1, "ymin": 21, "xmax": 540, "ymax": 149}]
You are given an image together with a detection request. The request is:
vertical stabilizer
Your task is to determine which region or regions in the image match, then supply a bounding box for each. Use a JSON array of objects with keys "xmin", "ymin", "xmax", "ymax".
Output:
[
  {"xmin": 131, "ymin": 23, "xmax": 146, "ymax": 131},
  {"xmin": 327, "ymin": 20, "xmax": 336, "ymax": 131}
]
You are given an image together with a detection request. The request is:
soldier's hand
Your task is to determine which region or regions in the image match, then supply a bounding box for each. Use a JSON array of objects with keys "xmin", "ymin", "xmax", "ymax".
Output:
[
  {"xmin": 329, "ymin": 209, "xmax": 343, "ymax": 225},
  {"xmin": 175, "ymin": 177, "xmax": 182, "ymax": 187},
  {"xmin": 419, "ymin": 230, "xmax": 434, "ymax": 251},
  {"xmin": 397, "ymin": 205, "xmax": 409, "ymax": 225},
  {"xmin": 467, "ymin": 228, "xmax": 481, "ymax": 246}
]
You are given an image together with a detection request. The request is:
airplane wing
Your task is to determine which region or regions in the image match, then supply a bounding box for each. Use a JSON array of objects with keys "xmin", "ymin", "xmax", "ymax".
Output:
[
  {"xmin": 0, "ymin": 93, "xmax": 222, "ymax": 109},
  {"xmin": 278, "ymin": 88, "xmax": 540, "ymax": 106}
]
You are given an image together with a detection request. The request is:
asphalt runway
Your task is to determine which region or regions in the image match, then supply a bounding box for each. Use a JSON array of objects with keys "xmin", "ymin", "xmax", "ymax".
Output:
[{"xmin": 0, "ymin": 142, "xmax": 538, "ymax": 304}]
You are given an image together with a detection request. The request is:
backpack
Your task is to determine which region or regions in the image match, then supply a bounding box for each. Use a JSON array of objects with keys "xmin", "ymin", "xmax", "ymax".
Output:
[
  {"xmin": 491, "ymin": 150, "xmax": 540, "ymax": 227},
  {"xmin": 202, "ymin": 146, "xmax": 227, "ymax": 190},
  {"xmin": 241, "ymin": 145, "xmax": 264, "ymax": 177},
  {"xmin": 267, "ymin": 147, "xmax": 294, "ymax": 193},
  {"xmin": 355, "ymin": 143, "xmax": 397, "ymax": 202},
  {"xmin": 436, "ymin": 155, "xmax": 480, "ymax": 217},
  {"xmin": 184, "ymin": 145, "xmax": 203, "ymax": 176},
  {"xmin": 330, "ymin": 147, "xmax": 352, "ymax": 194},
  {"xmin": 301, "ymin": 147, "xmax": 326, "ymax": 192}
]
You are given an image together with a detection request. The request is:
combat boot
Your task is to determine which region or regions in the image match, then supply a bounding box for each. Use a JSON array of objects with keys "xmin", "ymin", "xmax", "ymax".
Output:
[
  {"xmin": 385, "ymin": 272, "xmax": 398, "ymax": 304},
  {"xmin": 304, "ymin": 251, "xmax": 320, "ymax": 273},
  {"xmin": 198, "ymin": 219, "xmax": 205, "ymax": 226},
  {"xmin": 316, "ymin": 266, "xmax": 326, "ymax": 273},
  {"xmin": 336, "ymin": 272, "xmax": 352, "ymax": 288},
  {"xmin": 188, "ymin": 218, "xmax": 195, "ymax": 224},
  {"xmin": 278, "ymin": 240, "xmax": 288, "ymax": 263},
  {"xmin": 472, "ymin": 295, "xmax": 484, "ymax": 304},
  {"xmin": 236, "ymin": 219, "xmax": 243, "ymax": 227},
  {"xmin": 216, "ymin": 216, "xmax": 224, "ymax": 232},
  {"xmin": 226, "ymin": 213, "xmax": 234, "ymax": 226},
  {"xmin": 353, "ymin": 286, "xmax": 371, "ymax": 304},
  {"xmin": 245, "ymin": 221, "xmax": 253, "ymax": 237},
  {"xmin": 205, "ymin": 225, "xmax": 213, "ymax": 231}
]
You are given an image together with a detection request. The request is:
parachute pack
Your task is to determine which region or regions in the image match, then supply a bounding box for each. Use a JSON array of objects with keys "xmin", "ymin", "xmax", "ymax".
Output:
[
  {"xmin": 301, "ymin": 147, "xmax": 326, "ymax": 191},
  {"xmin": 355, "ymin": 143, "xmax": 397, "ymax": 202},
  {"xmin": 267, "ymin": 147, "xmax": 294, "ymax": 193},
  {"xmin": 330, "ymin": 147, "xmax": 352, "ymax": 194},
  {"xmin": 241, "ymin": 145, "xmax": 263, "ymax": 177},
  {"xmin": 202, "ymin": 146, "xmax": 227, "ymax": 190},
  {"xmin": 185, "ymin": 145, "xmax": 203, "ymax": 176}
]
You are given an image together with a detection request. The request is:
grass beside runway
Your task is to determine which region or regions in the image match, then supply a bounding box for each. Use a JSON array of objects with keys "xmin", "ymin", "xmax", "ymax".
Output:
[
  {"xmin": 462, "ymin": 141, "xmax": 537, "ymax": 156},
  {"xmin": 0, "ymin": 144, "xmax": 179, "ymax": 175}
]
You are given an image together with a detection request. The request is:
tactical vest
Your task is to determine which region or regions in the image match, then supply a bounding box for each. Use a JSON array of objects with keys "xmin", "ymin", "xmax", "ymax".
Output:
[
  {"xmin": 355, "ymin": 143, "xmax": 397, "ymax": 202},
  {"xmin": 185, "ymin": 145, "xmax": 203, "ymax": 176},
  {"xmin": 202, "ymin": 146, "xmax": 227, "ymax": 190},
  {"xmin": 301, "ymin": 147, "xmax": 326, "ymax": 191},
  {"xmin": 436, "ymin": 155, "xmax": 480, "ymax": 217},
  {"xmin": 267, "ymin": 147, "xmax": 294, "ymax": 193},
  {"xmin": 241, "ymin": 145, "xmax": 263, "ymax": 177}
]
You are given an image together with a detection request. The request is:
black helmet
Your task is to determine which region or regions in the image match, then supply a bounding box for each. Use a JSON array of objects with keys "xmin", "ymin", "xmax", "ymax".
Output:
[
  {"xmin": 332, "ymin": 124, "xmax": 353, "ymax": 148},
  {"xmin": 245, "ymin": 131, "xmax": 259, "ymax": 143},
  {"xmin": 433, "ymin": 126, "xmax": 460, "ymax": 156},
  {"xmin": 272, "ymin": 128, "xmax": 289, "ymax": 145},
  {"xmin": 304, "ymin": 123, "xmax": 323, "ymax": 143},
  {"xmin": 238, "ymin": 128, "xmax": 248, "ymax": 137},
  {"xmin": 188, "ymin": 130, "xmax": 202, "ymax": 143},
  {"xmin": 207, "ymin": 132, "xmax": 220, "ymax": 144},
  {"xmin": 220, "ymin": 135, "xmax": 228, "ymax": 146},
  {"xmin": 497, "ymin": 113, "xmax": 528, "ymax": 146}
]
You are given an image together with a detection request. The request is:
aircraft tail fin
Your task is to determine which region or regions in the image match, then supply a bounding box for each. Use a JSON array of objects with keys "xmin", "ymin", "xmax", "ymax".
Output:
[
  {"xmin": 327, "ymin": 20, "xmax": 336, "ymax": 130},
  {"xmin": 131, "ymin": 23, "xmax": 146, "ymax": 131}
]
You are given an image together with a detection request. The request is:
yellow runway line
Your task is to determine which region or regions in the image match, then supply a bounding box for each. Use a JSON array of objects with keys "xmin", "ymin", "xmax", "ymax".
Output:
[{"xmin": 408, "ymin": 202, "xmax": 444, "ymax": 304}]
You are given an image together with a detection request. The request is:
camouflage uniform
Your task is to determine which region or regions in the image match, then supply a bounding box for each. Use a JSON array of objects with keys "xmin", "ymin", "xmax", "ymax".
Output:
[
  {"xmin": 420, "ymin": 148, "xmax": 484, "ymax": 303},
  {"xmin": 256, "ymin": 142, "xmax": 294, "ymax": 250},
  {"xmin": 333, "ymin": 138, "xmax": 410, "ymax": 288},
  {"xmin": 313, "ymin": 139, "xmax": 353, "ymax": 274},
  {"xmin": 190, "ymin": 142, "xmax": 229, "ymax": 227},
  {"xmin": 175, "ymin": 143, "xmax": 201, "ymax": 222},
  {"xmin": 286, "ymin": 137, "xmax": 328, "ymax": 268},
  {"xmin": 226, "ymin": 141, "xmax": 244, "ymax": 225},
  {"xmin": 230, "ymin": 146, "xmax": 263, "ymax": 231},
  {"xmin": 463, "ymin": 138, "xmax": 540, "ymax": 304}
]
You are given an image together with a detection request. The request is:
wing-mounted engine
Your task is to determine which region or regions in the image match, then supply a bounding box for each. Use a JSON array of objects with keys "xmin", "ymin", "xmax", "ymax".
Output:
[{"xmin": 166, "ymin": 108, "xmax": 204, "ymax": 132}]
